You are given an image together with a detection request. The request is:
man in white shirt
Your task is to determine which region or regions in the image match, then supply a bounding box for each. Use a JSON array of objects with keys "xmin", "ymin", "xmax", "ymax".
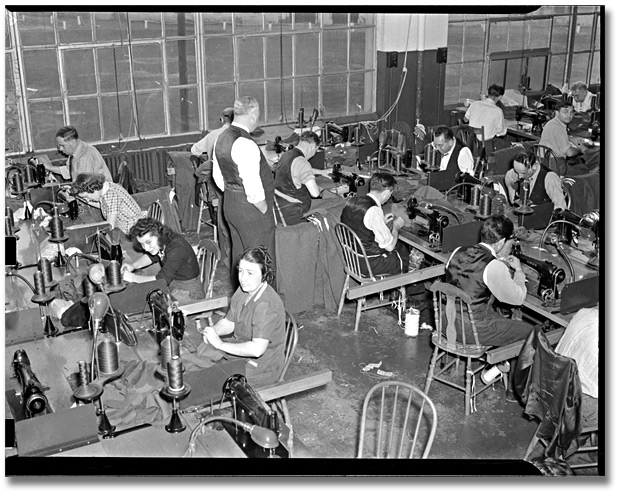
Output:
[
  {"xmin": 570, "ymin": 81, "xmax": 595, "ymax": 113},
  {"xmin": 464, "ymin": 84, "xmax": 510, "ymax": 151},
  {"xmin": 432, "ymin": 126, "xmax": 474, "ymax": 176}
]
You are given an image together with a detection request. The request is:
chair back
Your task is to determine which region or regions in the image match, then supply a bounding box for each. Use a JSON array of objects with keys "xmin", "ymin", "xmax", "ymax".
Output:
[
  {"xmin": 429, "ymin": 282, "xmax": 487, "ymax": 353},
  {"xmin": 531, "ymin": 144, "xmax": 564, "ymax": 176},
  {"xmin": 357, "ymin": 381, "xmax": 437, "ymax": 459},
  {"xmin": 147, "ymin": 200, "xmax": 164, "ymax": 224},
  {"xmin": 334, "ymin": 222, "xmax": 377, "ymax": 283},
  {"xmin": 279, "ymin": 310, "xmax": 299, "ymax": 382},
  {"xmin": 454, "ymin": 125, "xmax": 487, "ymax": 159},
  {"xmin": 196, "ymin": 238, "xmax": 220, "ymax": 298}
]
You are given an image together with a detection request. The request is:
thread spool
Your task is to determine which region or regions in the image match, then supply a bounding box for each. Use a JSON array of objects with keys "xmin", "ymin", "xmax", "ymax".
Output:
[
  {"xmin": 481, "ymin": 364, "xmax": 502, "ymax": 385},
  {"xmin": 24, "ymin": 165, "xmax": 37, "ymax": 185},
  {"xmin": 97, "ymin": 339, "xmax": 119, "ymax": 375},
  {"xmin": 404, "ymin": 308, "xmax": 420, "ymax": 337},
  {"xmin": 6, "ymin": 217, "xmax": 14, "ymax": 236},
  {"xmin": 471, "ymin": 186, "xmax": 481, "ymax": 207},
  {"xmin": 49, "ymin": 216, "xmax": 65, "ymax": 240},
  {"xmin": 6, "ymin": 206, "xmax": 15, "ymax": 228},
  {"xmin": 12, "ymin": 173, "xmax": 25, "ymax": 194},
  {"xmin": 107, "ymin": 260, "xmax": 123, "ymax": 286},
  {"xmin": 160, "ymin": 335, "xmax": 181, "ymax": 369},
  {"xmin": 78, "ymin": 360, "xmax": 90, "ymax": 386},
  {"xmin": 167, "ymin": 356, "xmax": 185, "ymax": 391},
  {"xmin": 33, "ymin": 271, "xmax": 46, "ymax": 296},
  {"xmin": 38, "ymin": 257, "xmax": 55, "ymax": 286},
  {"xmin": 83, "ymin": 275, "xmax": 97, "ymax": 298},
  {"xmin": 479, "ymin": 194, "xmax": 492, "ymax": 217}
]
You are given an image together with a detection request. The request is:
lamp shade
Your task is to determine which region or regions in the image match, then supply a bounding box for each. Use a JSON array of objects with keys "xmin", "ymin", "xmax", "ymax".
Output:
[{"xmin": 88, "ymin": 262, "xmax": 106, "ymax": 285}]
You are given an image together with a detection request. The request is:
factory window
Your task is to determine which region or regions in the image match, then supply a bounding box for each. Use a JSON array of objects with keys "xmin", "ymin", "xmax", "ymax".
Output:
[
  {"xmin": 445, "ymin": 6, "xmax": 601, "ymax": 107},
  {"xmin": 5, "ymin": 10, "xmax": 376, "ymax": 154}
]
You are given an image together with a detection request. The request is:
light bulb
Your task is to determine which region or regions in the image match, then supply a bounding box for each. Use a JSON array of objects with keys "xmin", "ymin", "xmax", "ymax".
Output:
[{"xmin": 89, "ymin": 292, "xmax": 110, "ymax": 324}]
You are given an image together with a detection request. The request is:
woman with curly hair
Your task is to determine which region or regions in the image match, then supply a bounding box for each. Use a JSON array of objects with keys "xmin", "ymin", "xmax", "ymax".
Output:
[
  {"xmin": 186, "ymin": 246, "xmax": 286, "ymax": 387},
  {"xmin": 122, "ymin": 217, "xmax": 205, "ymax": 301}
]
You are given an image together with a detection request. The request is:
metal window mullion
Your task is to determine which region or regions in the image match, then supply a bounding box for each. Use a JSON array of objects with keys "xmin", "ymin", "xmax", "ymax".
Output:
[
  {"xmin": 195, "ymin": 13, "xmax": 207, "ymax": 130},
  {"xmin": 346, "ymin": 26, "xmax": 351, "ymax": 115},
  {"xmin": 161, "ymin": 39, "xmax": 170, "ymax": 135},
  {"xmin": 586, "ymin": 12, "xmax": 599, "ymax": 84}
]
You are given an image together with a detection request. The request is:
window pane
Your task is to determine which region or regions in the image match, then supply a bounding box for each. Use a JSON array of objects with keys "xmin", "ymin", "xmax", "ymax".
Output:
[
  {"xmin": 323, "ymin": 29, "xmax": 347, "ymax": 74},
  {"xmin": 294, "ymin": 33, "xmax": 319, "ymax": 76},
  {"xmin": 206, "ymin": 84, "xmax": 235, "ymax": 128},
  {"xmin": 5, "ymin": 55, "xmax": 23, "ymax": 153},
  {"xmin": 350, "ymin": 28, "xmax": 373, "ymax": 70},
  {"xmin": 349, "ymin": 72, "xmax": 373, "ymax": 113},
  {"xmin": 203, "ymin": 13, "xmax": 233, "ymax": 35},
  {"xmin": 266, "ymin": 34, "xmax": 292, "ymax": 78},
  {"xmin": 128, "ymin": 13, "xmax": 162, "ymax": 39},
  {"xmin": 5, "ymin": 53, "xmax": 15, "ymax": 92},
  {"xmin": 551, "ymin": 16, "xmax": 570, "ymax": 53},
  {"xmin": 574, "ymin": 14, "xmax": 594, "ymax": 51},
  {"xmin": 56, "ymin": 12, "xmax": 93, "ymax": 44},
  {"xmin": 17, "ymin": 12, "xmax": 56, "ymax": 46},
  {"xmin": 322, "ymin": 74, "xmax": 346, "ymax": 115},
  {"xmin": 294, "ymin": 77, "xmax": 319, "ymax": 117},
  {"xmin": 136, "ymin": 91, "xmax": 165, "ymax": 135},
  {"xmin": 264, "ymin": 13, "xmax": 290, "ymax": 32},
  {"xmin": 29, "ymin": 100, "xmax": 65, "ymax": 150},
  {"xmin": 205, "ymin": 37, "xmax": 234, "ymax": 83},
  {"xmin": 508, "ymin": 20, "xmax": 527, "ymax": 51},
  {"xmin": 594, "ymin": 16, "xmax": 600, "ymax": 50},
  {"xmin": 323, "ymin": 13, "xmax": 349, "ymax": 28},
  {"xmin": 461, "ymin": 61, "xmax": 484, "ymax": 101},
  {"xmin": 234, "ymin": 13, "xmax": 263, "ymax": 34},
  {"xmin": 169, "ymin": 87, "xmax": 199, "ymax": 133},
  {"xmin": 67, "ymin": 98, "xmax": 101, "ymax": 141},
  {"xmin": 489, "ymin": 21, "xmax": 508, "ymax": 53},
  {"xmin": 526, "ymin": 56, "xmax": 547, "ymax": 92},
  {"xmin": 97, "ymin": 46, "xmax": 132, "ymax": 94},
  {"xmin": 101, "ymin": 94, "xmax": 135, "ymax": 140},
  {"xmin": 237, "ymin": 82, "xmax": 265, "ymax": 123},
  {"xmin": 166, "ymin": 39, "xmax": 197, "ymax": 86},
  {"xmin": 23, "ymin": 49, "xmax": 60, "ymax": 98},
  {"xmin": 548, "ymin": 54, "xmax": 566, "ymax": 88},
  {"xmin": 6, "ymin": 14, "xmax": 12, "ymax": 48},
  {"xmin": 489, "ymin": 59, "xmax": 506, "ymax": 88},
  {"xmin": 570, "ymin": 53, "xmax": 590, "ymax": 85},
  {"xmin": 590, "ymin": 51, "xmax": 600, "ymax": 85},
  {"xmin": 132, "ymin": 43, "xmax": 163, "ymax": 90},
  {"xmin": 506, "ymin": 58, "xmax": 526, "ymax": 90},
  {"xmin": 463, "ymin": 21, "xmax": 485, "ymax": 62},
  {"xmin": 238, "ymin": 36, "xmax": 264, "ymax": 81},
  {"xmin": 294, "ymin": 13, "xmax": 318, "ymax": 30},
  {"xmin": 266, "ymin": 78, "xmax": 293, "ymax": 124},
  {"xmin": 63, "ymin": 49, "xmax": 97, "ymax": 96},
  {"xmin": 164, "ymin": 12, "xmax": 194, "ymax": 37},
  {"xmin": 528, "ymin": 19, "xmax": 551, "ymax": 50},
  {"xmin": 94, "ymin": 12, "xmax": 129, "ymax": 42},
  {"xmin": 537, "ymin": 6, "xmax": 572, "ymax": 15},
  {"xmin": 444, "ymin": 64, "xmax": 462, "ymax": 105},
  {"xmin": 447, "ymin": 23, "xmax": 464, "ymax": 63},
  {"xmin": 353, "ymin": 14, "xmax": 374, "ymax": 26}
]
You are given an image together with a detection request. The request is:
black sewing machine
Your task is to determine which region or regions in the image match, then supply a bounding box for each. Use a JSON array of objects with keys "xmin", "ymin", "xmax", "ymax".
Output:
[
  {"xmin": 10, "ymin": 349, "xmax": 50, "ymax": 421},
  {"xmin": 222, "ymin": 374, "xmax": 289, "ymax": 458},
  {"xmin": 406, "ymin": 197, "xmax": 450, "ymax": 246},
  {"xmin": 512, "ymin": 242, "xmax": 566, "ymax": 304},
  {"xmin": 330, "ymin": 163, "xmax": 369, "ymax": 197},
  {"xmin": 322, "ymin": 121, "xmax": 349, "ymax": 146},
  {"xmin": 147, "ymin": 289, "xmax": 185, "ymax": 348},
  {"xmin": 515, "ymin": 106, "xmax": 553, "ymax": 135}
]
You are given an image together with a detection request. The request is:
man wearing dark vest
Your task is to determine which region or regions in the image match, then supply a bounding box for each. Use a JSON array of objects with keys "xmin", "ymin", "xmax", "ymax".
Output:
[
  {"xmin": 340, "ymin": 172, "xmax": 409, "ymax": 276},
  {"xmin": 445, "ymin": 214, "xmax": 534, "ymax": 400},
  {"xmin": 212, "ymin": 96, "xmax": 276, "ymax": 285},
  {"xmin": 274, "ymin": 131, "xmax": 322, "ymax": 226},
  {"xmin": 504, "ymin": 151, "xmax": 567, "ymax": 210},
  {"xmin": 433, "ymin": 125, "xmax": 474, "ymax": 176}
]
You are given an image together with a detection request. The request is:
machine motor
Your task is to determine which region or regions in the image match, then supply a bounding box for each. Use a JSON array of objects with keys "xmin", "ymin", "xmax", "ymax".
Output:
[
  {"xmin": 512, "ymin": 242, "xmax": 566, "ymax": 303},
  {"xmin": 406, "ymin": 197, "xmax": 449, "ymax": 246}
]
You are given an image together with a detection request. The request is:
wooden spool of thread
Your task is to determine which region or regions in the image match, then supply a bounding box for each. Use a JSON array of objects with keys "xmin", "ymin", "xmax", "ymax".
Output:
[
  {"xmin": 160, "ymin": 335, "xmax": 180, "ymax": 369},
  {"xmin": 33, "ymin": 271, "xmax": 47, "ymax": 295},
  {"xmin": 49, "ymin": 216, "xmax": 65, "ymax": 240},
  {"xmin": 107, "ymin": 260, "xmax": 123, "ymax": 286},
  {"xmin": 97, "ymin": 339, "xmax": 119, "ymax": 374},
  {"xmin": 479, "ymin": 193, "xmax": 493, "ymax": 217},
  {"xmin": 167, "ymin": 356, "xmax": 185, "ymax": 391},
  {"xmin": 12, "ymin": 173, "xmax": 25, "ymax": 194},
  {"xmin": 6, "ymin": 206, "xmax": 15, "ymax": 228},
  {"xmin": 38, "ymin": 258, "xmax": 55, "ymax": 286},
  {"xmin": 83, "ymin": 275, "xmax": 97, "ymax": 298},
  {"xmin": 471, "ymin": 186, "xmax": 481, "ymax": 207},
  {"xmin": 24, "ymin": 165, "xmax": 37, "ymax": 184}
]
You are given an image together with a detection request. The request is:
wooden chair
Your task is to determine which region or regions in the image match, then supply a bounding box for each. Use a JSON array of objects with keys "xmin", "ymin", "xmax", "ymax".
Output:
[
  {"xmin": 455, "ymin": 124, "xmax": 490, "ymax": 161},
  {"xmin": 357, "ymin": 381, "xmax": 437, "ymax": 459},
  {"xmin": 530, "ymin": 144, "xmax": 564, "ymax": 176},
  {"xmin": 196, "ymin": 182, "xmax": 218, "ymax": 243},
  {"xmin": 334, "ymin": 222, "xmax": 405, "ymax": 332},
  {"xmin": 423, "ymin": 282, "xmax": 495, "ymax": 416},
  {"xmin": 147, "ymin": 200, "xmax": 164, "ymax": 224},
  {"xmin": 271, "ymin": 310, "xmax": 299, "ymax": 427},
  {"xmin": 196, "ymin": 238, "xmax": 220, "ymax": 299}
]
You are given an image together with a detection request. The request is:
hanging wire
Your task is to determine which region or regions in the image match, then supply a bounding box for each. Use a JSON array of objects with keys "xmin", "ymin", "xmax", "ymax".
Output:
[{"xmin": 125, "ymin": 12, "xmax": 143, "ymax": 148}]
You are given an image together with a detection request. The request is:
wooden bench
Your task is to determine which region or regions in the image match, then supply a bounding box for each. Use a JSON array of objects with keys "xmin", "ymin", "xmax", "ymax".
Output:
[{"xmin": 485, "ymin": 328, "xmax": 565, "ymax": 365}]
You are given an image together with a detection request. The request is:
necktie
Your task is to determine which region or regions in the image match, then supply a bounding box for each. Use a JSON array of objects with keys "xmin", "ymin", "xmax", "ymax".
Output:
[{"xmin": 68, "ymin": 155, "xmax": 74, "ymax": 179}]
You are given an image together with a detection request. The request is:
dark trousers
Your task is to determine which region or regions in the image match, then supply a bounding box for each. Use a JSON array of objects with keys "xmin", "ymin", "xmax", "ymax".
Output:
[
  {"xmin": 365, "ymin": 241, "xmax": 410, "ymax": 277},
  {"xmin": 223, "ymin": 189, "xmax": 276, "ymax": 288}
]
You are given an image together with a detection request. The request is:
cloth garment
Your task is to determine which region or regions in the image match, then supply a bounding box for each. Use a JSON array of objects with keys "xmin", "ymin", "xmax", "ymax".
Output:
[
  {"xmin": 464, "ymin": 98, "xmax": 508, "ymax": 140},
  {"xmin": 439, "ymin": 139, "xmax": 474, "ymax": 175},
  {"xmin": 505, "ymin": 166, "xmax": 567, "ymax": 210},
  {"xmin": 100, "ymin": 182, "xmax": 147, "ymax": 235},
  {"xmin": 66, "ymin": 140, "xmax": 113, "ymax": 182},
  {"xmin": 539, "ymin": 117, "xmax": 573, "ymax": 159},
  {"xmin": 514, "ymin": 326, "xmax": 583, "ymax": 459},
  {"xmin": 445, "ymin": 243, "xmax": 533, "ymax": 346},
  {"xmin": 166, "ymin": 151, "xmax": 201, "ymax": 232},
  {"xmin": 565, "ymin": 173, "xmax": 600, "ymax": 216},
  {"xmin": 144, "ymin": 232, "xmax": 202, "ymax": 287},
  {"xmin": 274, "ymin": 147, "xmax": 315, "ymax": 226}
]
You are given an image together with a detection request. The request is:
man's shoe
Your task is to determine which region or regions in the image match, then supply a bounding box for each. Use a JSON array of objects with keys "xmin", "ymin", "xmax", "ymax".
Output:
[{"xmin": 505, "ymin": 389, "xmax": 518, "ymax": 403}]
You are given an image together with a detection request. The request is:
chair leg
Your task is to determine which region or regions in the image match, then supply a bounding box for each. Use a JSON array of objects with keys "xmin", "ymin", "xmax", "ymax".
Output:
[
  {"xmin": 424, "ymin": 347, "xmax": 440, "ymax": 394},
  {"xmin": 337, "ymin": 276, "xmax": 349, "ymax": 317},
  {"xmin": 197, "ymin": 201, "xmax": 204, "ymax": 234},
  {"xmin": 354, "ymin": 298, "xmax": 363, "ymax": 332},
  {"xmin": 523, "ymin": 424, "xmax": 542, "ymax": 460},
  {"xmin": 465, "ymin": 357, "xmax": 472, "ymax": 416}
]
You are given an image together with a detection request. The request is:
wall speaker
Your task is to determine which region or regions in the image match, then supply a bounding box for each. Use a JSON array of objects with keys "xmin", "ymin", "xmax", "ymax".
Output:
[
  {"xmin": 436, "ymin": 47, "xmax": 448, "ymax": 64},
  {"xmin": 387, "ymin": 51, "xmax": 398, "ymax": 68}
]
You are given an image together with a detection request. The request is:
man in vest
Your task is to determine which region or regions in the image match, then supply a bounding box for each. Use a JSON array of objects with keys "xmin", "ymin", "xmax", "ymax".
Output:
[
  {"xmin": 340, "ymin": 172, "xmax": 409, "ymax": 276},
  {"xmin": 445, "ymin": 214, "xmax": 534, "ymax": 400},
  {"xmin": 504, "ymin": 151, "xmax": 567, "ymax": 210},
  {"xmin": 432, "ymin": 125, "xmax": 474, "ymax": 176},
  {"xmin": 274, "ymin": 131, "xmax": 322, "ymax": 226},
  {"xmin": 212, "ymin": 96, "xmax": 276, "ymax": 284}
]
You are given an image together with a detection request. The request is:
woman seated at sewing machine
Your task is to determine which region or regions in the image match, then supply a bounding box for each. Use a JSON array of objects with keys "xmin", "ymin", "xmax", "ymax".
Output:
[
  {"xmin": 70, "ymin": 172, "xmax": 147, "ymax": 235},
  {"xmin": 122, "ymin": 217, "xmax": 205, "ymax": 302},
  {"xmin": 184, "ymin": 246, "xmax": 286, "ymax": 388}
]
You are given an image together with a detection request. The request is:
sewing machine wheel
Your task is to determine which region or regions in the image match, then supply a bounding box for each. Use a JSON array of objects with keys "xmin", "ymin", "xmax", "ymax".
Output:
[
  {"xmin": 540, "ymin": 288, "xmax": 555, "ymax": 305},
  {"xmin": 428, "ymin": 232, "xmax": 441, "ymax": 246}
]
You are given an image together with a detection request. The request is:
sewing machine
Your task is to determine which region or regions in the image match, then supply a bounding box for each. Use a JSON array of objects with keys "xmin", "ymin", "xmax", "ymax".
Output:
[
  {"xmin": 8, "ymin": 349, "xmax": 50, "ymax": 421},
  {"xmin": 146, "ymin": 288, "xmax": 185, "ymax": 347},
  {"xmin": 405, "ymin": 197, "xmax": 450, "ymax": 247},
  {"xmin": 515, "ymin": 106, "xmax": 553, "ymax": 135},
  {"xmin": 330, "ymin": 163, "xmax": 369, "ymax": 197},
  {"xmin": 512, "ymin": 241, "xmax": 566, "ymax": 304}
]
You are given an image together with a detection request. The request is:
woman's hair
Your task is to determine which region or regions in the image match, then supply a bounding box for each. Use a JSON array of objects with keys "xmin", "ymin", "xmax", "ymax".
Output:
[
  {"xmin": 70, "ymin": 173, "xmax": 106, "ymax": 195},
  {"xmin": 480, "ymin": 214, "xmax": 514, "ymax": 245},
  {"xmin": 238, "ymin": 246, "xmax": 274, "ymax": 284},
  {"xmin": 129, "ymin": 217, "xmax": 174, "ymax": 249}
]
